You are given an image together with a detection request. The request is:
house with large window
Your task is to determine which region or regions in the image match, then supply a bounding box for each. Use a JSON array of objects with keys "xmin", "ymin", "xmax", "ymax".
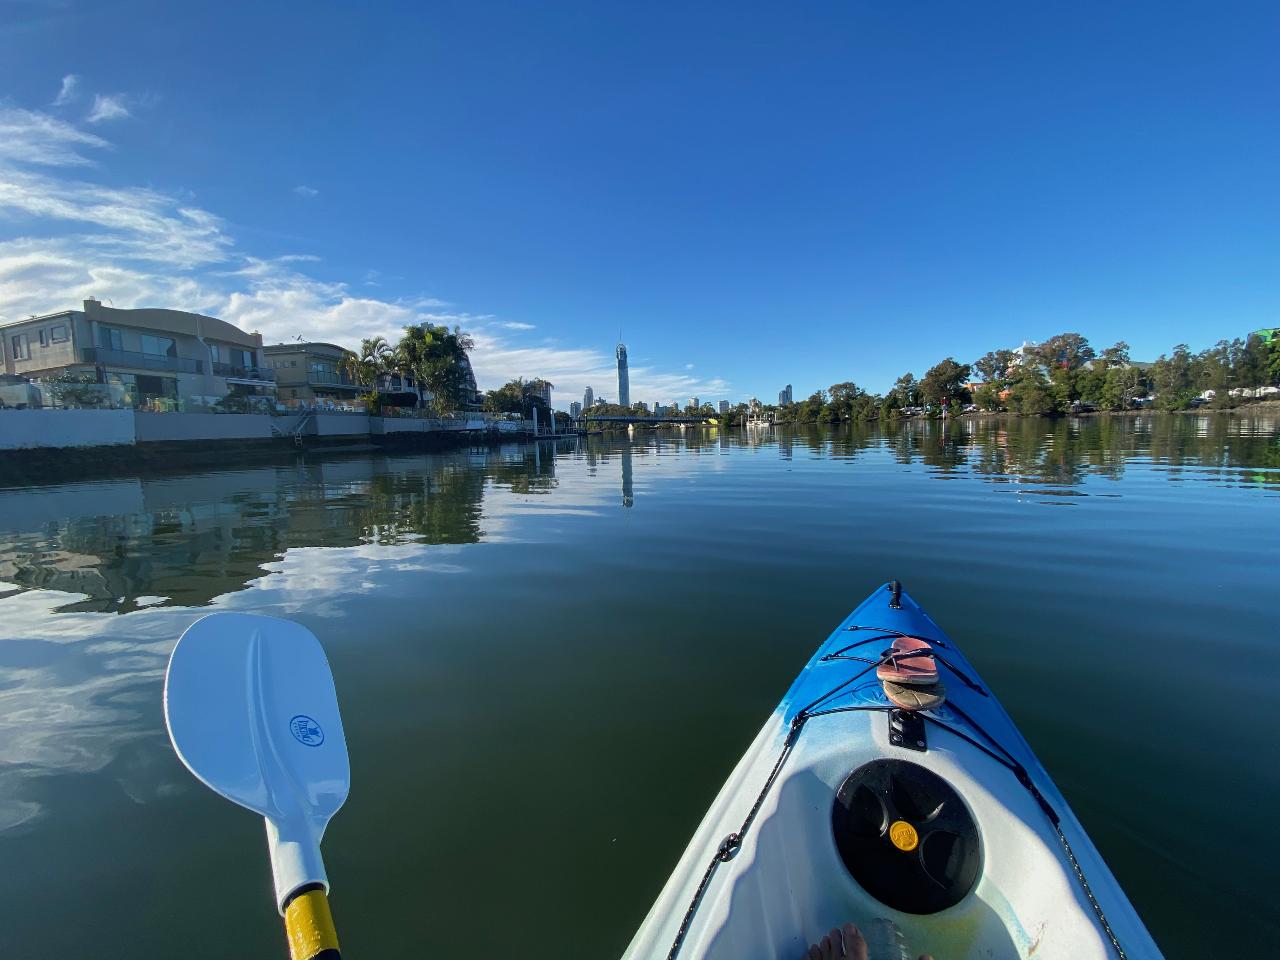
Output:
[
  {"xmin": 264, "ymin": 341, "xmax": 362, "ymax": 405},
  {"xmin": 0, "ymin": 299, "xmax": 275, "ymax": 409}
]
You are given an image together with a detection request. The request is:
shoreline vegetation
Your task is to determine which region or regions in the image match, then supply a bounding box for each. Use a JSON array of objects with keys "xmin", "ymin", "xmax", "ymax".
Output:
[
  {"xmin": 335, "ymin": 326, "xmax": 1280, "ymax": 429},
  {"xmin": 576, "ymin": 331, "xmax": 1280, "ymax": 427}
]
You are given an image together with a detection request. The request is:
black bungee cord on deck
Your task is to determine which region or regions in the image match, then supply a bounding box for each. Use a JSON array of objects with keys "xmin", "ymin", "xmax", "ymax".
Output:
[{"xmin": 664, "ymin": 606, "xmax": 1130, "ymax": 960}]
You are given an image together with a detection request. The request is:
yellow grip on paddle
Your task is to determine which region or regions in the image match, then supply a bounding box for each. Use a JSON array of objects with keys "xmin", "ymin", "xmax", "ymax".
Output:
[{"xmin": 283, "ymin": 887, "xmax": 341, "ymax": 960}]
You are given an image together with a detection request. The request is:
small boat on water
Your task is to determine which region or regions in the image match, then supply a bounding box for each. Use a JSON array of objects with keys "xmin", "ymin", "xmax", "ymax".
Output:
[{"xmin": 624, "ymin": 582, "xmax": 1161, "ymax": 960}]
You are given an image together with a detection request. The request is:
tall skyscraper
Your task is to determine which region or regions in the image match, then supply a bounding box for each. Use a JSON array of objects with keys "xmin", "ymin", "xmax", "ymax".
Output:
[
  {"xmin": 778, "ymin": 384, "xmax": 793, "ymax": 406},
  {"xmin": 569, "ymin": 401, "xmax": 582, "ymax": 417},
  {"xmin": 690, "ymin": 396, "xmax": 700, "ymax": 410},
  {"xmin": 584, "ymin": 386, "xmax": 594, "ymax": 409},
  {"xmin": 616, "ymin": 342, "xmax": 630, "ymax": 408},
  {"xmin": 718, "ymin": 400, "xmax": 729, "ymax": 414}
]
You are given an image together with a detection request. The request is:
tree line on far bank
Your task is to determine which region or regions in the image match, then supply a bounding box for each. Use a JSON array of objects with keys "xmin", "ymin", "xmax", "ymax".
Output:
[{"xmin": 614, "ymin": 330, "xmax": 1280, "ymax": 426}]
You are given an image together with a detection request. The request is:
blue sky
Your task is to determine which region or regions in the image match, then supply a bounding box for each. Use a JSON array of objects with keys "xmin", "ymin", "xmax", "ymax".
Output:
[{"xmin": 2, "ymin": 1, "xmax": 1276, "ymax": 406}]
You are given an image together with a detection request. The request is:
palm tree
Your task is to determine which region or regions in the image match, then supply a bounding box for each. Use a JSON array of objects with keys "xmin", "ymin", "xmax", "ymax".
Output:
[
  {"xmin": 395, "ymin": 323, "xmax": 476, "ymax": 415},
  {"xmin": 340, "ymin": 336, "xmax": 395, "ymax": 411}
]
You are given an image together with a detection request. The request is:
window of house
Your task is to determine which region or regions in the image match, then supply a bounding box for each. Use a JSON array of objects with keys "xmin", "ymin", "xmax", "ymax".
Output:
[
  {"xmin": 209, "ymin": 344, "xmax": 221, "ymax": 363},
  {"xmin": 140, "ymin": 335, "xmax": 177, "ymax": 357},
  {"xmin": 10, "ymin": 334, "xmax": 30, "ymax": 360},
  {"xmin": 50, "ymin": 325, "xmax": 69, "ymax": 343},
  {"xmin": 38, "ymin": 329, "xmax": 48, "ymax": 347},
  {"xmin": 97, "ymin": 326, "xmax": 123, "ymax": 350}
]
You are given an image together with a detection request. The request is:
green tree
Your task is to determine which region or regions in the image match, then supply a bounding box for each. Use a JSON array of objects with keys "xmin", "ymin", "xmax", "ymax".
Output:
[
  {"xmin": 483, "ymin": 377, "xmax": 553, "ymax": 418},
  {"xmin": 826, "ymin": 381, "xmax": 864, "ymax": 421},
  {"xmin": 973, "ymin": 349, "xmax": 1016, "ymax": 383},
  {"xmin": 395, "ymin": 323, "xmax": 477, "ymax": 414},
  {"xmin": 1100, "ymin": 341, "xmax": 1130, "ymax": 368},
  {"xmin": 794, "ymin": 390, "xmax": 827, "ymax": 423},
  {"xmin": 973, "ymin": 382, "xmax": 1004, "ymax": 411},
  {"xmin": 1150, "ymin": 345, "xmax": 1197, "ymax": 410},
  {"xmin": 920, "ymin": 358, "xmax": 971, "ymax": 412},
  {"xmin": 1099, "ymin": 366, "xmax": 1145, "ymax": 410},
  {"xmin": 340, "ymin": 336, "xmax": 395, "ymax": 413},
  {"xmin": 1006, "ymin": 367, "xmax": 1055, "ymax": 415},
  {"xmin": 1036, "ymin": 333, "xmax": 1096, "ymax": 372},
  {"xmin": 891, "ymin": 373, "xmax": 921, "ymax": 407}
]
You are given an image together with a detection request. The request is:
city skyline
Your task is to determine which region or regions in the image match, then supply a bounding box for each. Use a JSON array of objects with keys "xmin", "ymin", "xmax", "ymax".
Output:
[{"xmin": 1, "ymin": 4, "xmax": 1275, "ymax": 408}]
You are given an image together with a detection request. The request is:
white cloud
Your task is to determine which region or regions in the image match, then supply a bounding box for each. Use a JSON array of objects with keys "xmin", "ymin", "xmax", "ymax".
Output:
[
  {"xmin": 53, "ymin": 74, "xmax": 80, "ymax": 107},
  {"xmin": 86, "ymin": 93, "xmax": 131, "ymax": 124},
  {"xmin": 0, "ymin": 106, "xmax": 109, "ymax": 167},
  {"xmin": 465, "ymin": 326, "xmax": 729, "ymax": 406},
  {"xmin": 0, "ymin": 167, "xmax": 232, "ymax": 268},
  {"xmin": 293, "ymin": 184, "xmax": 319, "ymax": 198},
  {"xmin": 0, "ymin": 103, "xmax": 732, "ymax": 405}
]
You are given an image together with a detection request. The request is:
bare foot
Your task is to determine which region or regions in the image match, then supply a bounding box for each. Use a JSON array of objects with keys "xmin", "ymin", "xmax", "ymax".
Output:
[{"xmin": 800, "ymin": 922, "xmax": 934, "ymax": 960}]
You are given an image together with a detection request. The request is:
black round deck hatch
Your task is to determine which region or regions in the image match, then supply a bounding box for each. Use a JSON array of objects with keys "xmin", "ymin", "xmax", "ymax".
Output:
[{"xmin": 832, "ymin": 759, "xmax": 980, "ymax": 913}]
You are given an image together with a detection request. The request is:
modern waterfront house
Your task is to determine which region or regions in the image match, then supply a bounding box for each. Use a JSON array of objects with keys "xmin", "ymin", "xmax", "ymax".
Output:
[
  {"xmin": 264, "ymin": 342, "xmax": 363, "ymax": 406},
  {"xmin": 0, "ymin": 299, "xmax": 274, "ymax": 409}
]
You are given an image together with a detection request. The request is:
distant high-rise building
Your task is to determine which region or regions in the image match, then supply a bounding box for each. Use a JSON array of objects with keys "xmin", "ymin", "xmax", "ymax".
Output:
[
  {"xmin": 636, "ymin": 401, "xmax": 649, "ymax": 412},
  {"xmin": 718, "ymin": 400, "xmax": 729, "ymax": 414},
  {"xmin": 584, "ymin": 386, "xmax": 594, "ymax": 409},
  {"xmin": 689, "ymin": 396, "xmax": 700, "ymax": 410},
  {"xmin": 616, "ymin": 343, "xmax": 630, "ymax": 408},
  {"xmin": 531, "ymin": 380, "xmax": 552, "ymax": 408},
  {"xmin": 778, "ymin": 384, "xmax": 793, "ymax": 406},
  {"xmin": 569, "ymin": 401, "xmax": 582, "ymax": 417}
]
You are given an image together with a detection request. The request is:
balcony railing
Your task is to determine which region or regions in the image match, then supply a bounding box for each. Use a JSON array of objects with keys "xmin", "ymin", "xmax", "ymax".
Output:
[
  {"xmin": 82, "ymin": 347, "xmax": 203, "ymax": 374},
  {"xmin": 307, "ymin": 370, "xmax": 360, "ymax": 388},
  {"xmin": 213, "ymin": 362, "xmax": 276, "ymax": 382}
]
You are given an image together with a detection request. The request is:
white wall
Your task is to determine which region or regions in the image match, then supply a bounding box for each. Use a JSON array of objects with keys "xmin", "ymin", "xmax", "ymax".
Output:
[
  {"xmin": 0, "ymin": 409, "xmax": 135, "ymax": 449},
  {"xmin": 134, "ymin": 412, "xmax": 272, "ymax": 442},
  {"xmin": 312, "ymin": 414, "xmax": 371, "ymax": 436}
]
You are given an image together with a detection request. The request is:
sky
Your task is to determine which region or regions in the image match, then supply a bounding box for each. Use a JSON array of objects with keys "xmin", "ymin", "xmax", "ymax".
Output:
[{"xmin": 1, "ymin": 1, "xmax": 1276, "ymax": 408}]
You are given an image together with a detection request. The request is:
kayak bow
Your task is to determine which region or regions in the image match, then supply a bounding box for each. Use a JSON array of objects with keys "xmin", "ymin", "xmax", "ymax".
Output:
[{"xmin": 624, "ymin": 582, "xmax": 1162, "ymax": 960}]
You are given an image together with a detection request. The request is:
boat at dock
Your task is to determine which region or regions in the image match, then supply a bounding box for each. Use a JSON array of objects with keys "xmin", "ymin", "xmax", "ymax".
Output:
[{"xmin": 624, "ymin": 581, "xmax": 1161, "ymax": 960}]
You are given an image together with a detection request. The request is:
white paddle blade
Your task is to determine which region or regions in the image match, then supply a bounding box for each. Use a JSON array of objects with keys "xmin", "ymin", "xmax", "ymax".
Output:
[{"xmin": 164, "ymin": 612, "xmax": 350, "ymax": 909}]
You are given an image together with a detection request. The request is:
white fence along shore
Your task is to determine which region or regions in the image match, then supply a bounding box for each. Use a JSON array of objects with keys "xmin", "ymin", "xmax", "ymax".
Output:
[{"xmin": 0, "ymin": 409, "xmax": 525, "ymax": 451}]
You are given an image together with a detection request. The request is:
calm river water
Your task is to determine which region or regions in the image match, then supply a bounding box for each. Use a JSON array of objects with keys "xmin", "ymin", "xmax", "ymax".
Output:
[{"xmin": 1, "ymin": 415, "xmax": 1276, "ymax": 959}]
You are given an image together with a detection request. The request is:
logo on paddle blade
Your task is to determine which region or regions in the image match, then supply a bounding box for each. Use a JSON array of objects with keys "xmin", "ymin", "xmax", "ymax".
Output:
[{"xmin": 289, "ymin": 714, "xmax": 324, "ymax": 746}]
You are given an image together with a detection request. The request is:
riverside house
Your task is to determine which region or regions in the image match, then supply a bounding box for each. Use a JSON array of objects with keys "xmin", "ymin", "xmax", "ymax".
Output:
[
  {"xmin": 0, "ymin": 298, "xmax": 275, "ymax": 410},
  {"xmin": 263, "ymin": 341, "xmax": 426, "ymax": 409}
]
